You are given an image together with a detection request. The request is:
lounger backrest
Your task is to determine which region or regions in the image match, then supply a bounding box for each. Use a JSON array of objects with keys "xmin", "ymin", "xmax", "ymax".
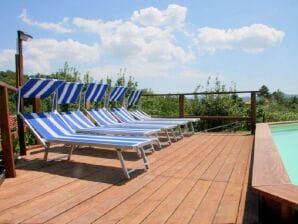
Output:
[
  {"xmin": 59, "ymin": 111, "xmax": 96, "ymax": 130},
  {"xmin": 20, "ymin": 78, "xmax": 64, "ymax": 99},
  {"xmin": 130, "ymin": 110, "xmax": 146, "ymax": 120},
  {"xmin": 137, "ymin": 109, "xmax": 151, "ymax": 118},
  {"xmin": 111, "ymin": 107, "xmax": 138, "ymax": 123},
  {"xmin": 108, "ymin": 86, "xmax": 127, "ymax": 102},
  {"xmin": 57, "ymin": 82, "xmax": 84, "ymax": 105},
  {"xmin": 87, "ymin": 108, "xmax": 119, "ymax": 126},
  {"xmin": 84, "ymin": 83, "xmax": 108, "ymax": 103},
  {"xmin": 128, "ymin": 90, "xmax": 142, "ymax": 107}
]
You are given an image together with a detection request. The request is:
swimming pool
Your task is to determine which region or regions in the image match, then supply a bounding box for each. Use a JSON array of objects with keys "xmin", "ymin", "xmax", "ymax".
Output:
[{"xmin": 271, "ymin": 123, "xmax": 298, "ymax": 185}]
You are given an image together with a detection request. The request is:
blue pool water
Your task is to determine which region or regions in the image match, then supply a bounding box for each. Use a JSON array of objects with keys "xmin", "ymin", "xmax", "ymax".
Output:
[{"xmin": 271, "ymin": 123, "xmax": 298, "ymax": 185}]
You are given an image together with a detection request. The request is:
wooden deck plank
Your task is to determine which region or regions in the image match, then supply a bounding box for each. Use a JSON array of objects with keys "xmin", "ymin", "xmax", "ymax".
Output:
[
  {"xmin": 127, "ymin": 137, "xmax": 230, "ymax": 224},
  {"xmin": 237, "ymin": 136, "xmax": 258, "ymax": 224},
  {"xmin": 214, "ymin": 135, "xmax": 244, "ymax": 182},
  {"xmin": 44, "ymin": 135, "xmax": 212, "ymax": 224},
  {"xmin": 93, "ymin": 135, "xmax": 218, "ymax": 224},
  {"xmin": 200, "ymin": 134, "xmax": 239, "ymax": 181},
  {"xmin": 64, "ymin": 135, "xmax": 222, "ymax": 224},
  {"xmin": 189, "ymin": 181, "xmax": 227, "ymax": 224},
  {"xmin": 115, "ymin": 136, "xmax": 230, "ymax": 224},
  {"xmin": 0, "ymin": 169, "xmax": 122, "ymax": 223},
  {"xmin": 213, "ymin": 136, "xmax": 252, "ymax": 224},
  {"xmin": 165, "ymin": 180, "xmax": 212, "ymax": 224},
  {"xmin": 0, "ymin": 147, "xmax": 134, "ymax": 214},
  {"xmin": 0, "ymin": 134, "xmax": 254, "ymax": 224}
]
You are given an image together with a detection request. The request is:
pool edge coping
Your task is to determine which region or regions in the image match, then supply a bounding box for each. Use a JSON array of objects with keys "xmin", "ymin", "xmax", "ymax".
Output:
[{"xmin": 252, "ymin": 122, "xmax": 298, "ymax": 207}]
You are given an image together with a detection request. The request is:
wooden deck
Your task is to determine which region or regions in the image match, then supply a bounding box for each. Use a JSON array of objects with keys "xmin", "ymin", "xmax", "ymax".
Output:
[{"xmin": 0, "ymin": 133, "xmax": 254, "ymax": 224}]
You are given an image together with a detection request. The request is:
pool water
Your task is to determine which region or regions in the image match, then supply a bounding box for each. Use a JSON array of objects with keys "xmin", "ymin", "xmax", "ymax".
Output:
[{"xmin": 271, "ymin": 123, "xmax": 298, "ymax": 185}]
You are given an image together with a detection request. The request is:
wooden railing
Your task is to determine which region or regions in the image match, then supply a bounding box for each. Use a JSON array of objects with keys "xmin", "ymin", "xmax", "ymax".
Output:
[
  {"xmin": 0, "ymin": 81, "xmax": 17, "ymax": 177},
  {"xmin": 143, "ymin": 91, "xmax": 258, "ymax": 134}
]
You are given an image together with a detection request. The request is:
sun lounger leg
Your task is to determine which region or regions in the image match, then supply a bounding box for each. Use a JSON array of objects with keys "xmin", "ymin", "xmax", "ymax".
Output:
[
  {"xmin": 150, "ymin": 143, "xmax": 155, "ymax": 152},
  {"xmin": 165, "ymin": 130, "xmax": 172, "ymax": 144},
  {"xmin": 178, "ymin": 126, "xmax": 184, "ymax": 138},
  {"xmin": 191, "ymin": 122, "xmax": 195, "ymax": 134},
  {"xmin": 68, "ymin": 145, "xmax": 75, "ymax": 160},
  {"xmin": 116, "ymin": 149, "xmax": 130, "ymax": 179},
  {"xmin": 140, "ymin": 147, "xmax": 149, "ymax": 169},
  {"xmin": 135, "ymin": 148, "xmax": 142, "ymax": 157},
  {"xmin": 44, "ymin": 146, "xmax": 49, "ymax": 162},
  {"xmin": 155, "ymin": 134, "xmax": 162, "ymax": 149},
  {"xmin": 172, "ymin": 129, "xmax": 178, "ymax": 142}
]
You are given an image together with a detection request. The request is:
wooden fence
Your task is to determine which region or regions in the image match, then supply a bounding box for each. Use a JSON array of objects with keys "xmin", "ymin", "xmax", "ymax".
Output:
[
  {"xmin": 0, "ymin": 81, "xmax": 17, "ymax": 177},
  {"xmin": 143, "ymin": 91, "xmax": 258, "ymax": 134}
]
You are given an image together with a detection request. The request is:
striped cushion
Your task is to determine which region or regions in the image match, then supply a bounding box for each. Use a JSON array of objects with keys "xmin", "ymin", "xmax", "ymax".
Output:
[
  {"xmin": 108, "ymin": 86, "xmax": 127, "ymax": 102},
  {"xmin": 20, "ymin": 78, "xmax": 64, "ymax": 99},
  {"xmin": 128, "ymin": 90, "xmax": 142, "ymax": 107},
  {"xmin": 57, "ymin": 82, "xmax": 83, "ymax": 104},
  {"xmin": 84, "ymin": 83, "xmax": 108, "ymax": 103}
]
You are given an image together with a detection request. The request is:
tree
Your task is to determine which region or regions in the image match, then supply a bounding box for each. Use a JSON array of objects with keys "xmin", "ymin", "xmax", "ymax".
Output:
[
  {"xmin": 271, "ymin": 89, "xmax": 286, "ymax": 104},
  {"xmin": 258, "ymin": 85, "xmax": 270, "ymax": 99}
]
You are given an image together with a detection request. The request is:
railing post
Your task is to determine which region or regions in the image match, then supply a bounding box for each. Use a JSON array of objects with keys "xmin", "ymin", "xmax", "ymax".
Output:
[
  {"xmin": 251, "ymin": 91, "xmax": 256, "ymax": 134},
  {"xmin": 179, "ymin": 94, "xmax": 185, "ymax": 118},
  {"xmin": 0, "ymin": 87, "xmax": 16, "ymax": 177}
]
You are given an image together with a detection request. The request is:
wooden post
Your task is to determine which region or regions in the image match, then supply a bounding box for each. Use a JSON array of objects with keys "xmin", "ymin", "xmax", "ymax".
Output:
[
  {"xmin": 179, "ymin": 94, "xmax": 185, "ymax": 118},
  {"xmin": 0, "ymin": 87, "xmax": 16, "ymax": 177},
  {"xmin": 32, "ymin": 99, "xmax": 41, "ymax": 112},
  {"xmin": 16, "ymin": 54, "xmax": 26, "ymax": 156},
  {"xmin": 251, "ymin": 91, "xmax": 256, "ymax": 134}
]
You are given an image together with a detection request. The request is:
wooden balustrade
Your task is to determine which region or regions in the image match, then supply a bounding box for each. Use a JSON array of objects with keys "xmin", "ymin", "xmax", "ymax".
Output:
[
  {"xmin": 0, "ymin": 82, "xmax": 17, "ymax": 177},
  {"xmin": 143, "ymin": 91, "xmax": 259, "ymax": 134}
]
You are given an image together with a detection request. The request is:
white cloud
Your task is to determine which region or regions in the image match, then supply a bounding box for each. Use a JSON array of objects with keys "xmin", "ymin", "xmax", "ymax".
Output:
[
  {"xmin": 194, "ymin": 24, "xmax": 285, "ymax": 53},
  {"xmin": 131, "ymin": 4, "xmax": 187, "ymax": 29},
  {"xmin": 7, "ymin": 5, "xmax": 285, "ymax": 90},
  {"xmin": 73, "ymin": 11, "xmax": 194, "ymax": 67},
  {"xmin": 19, "ymin": 9, "xmax": 71, "ymax": 33},
  {"xmin": 23, "ymin": 38, "xmax": 99, "ymax": 74},
  {"xmin": 0, "ymin": 49, "xmax": 15, "ymax": 70}
]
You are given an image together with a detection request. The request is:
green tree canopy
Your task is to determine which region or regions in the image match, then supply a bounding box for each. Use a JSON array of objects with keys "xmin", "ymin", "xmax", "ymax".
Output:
[{"xmin": 258, "ymin": 85, "xmax": 270, "ymax": 99}]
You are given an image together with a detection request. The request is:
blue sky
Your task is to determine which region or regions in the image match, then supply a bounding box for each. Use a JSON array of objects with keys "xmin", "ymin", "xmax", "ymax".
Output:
[{"xmin": 0, "ymin": 0, "xmax": 297, "ymax": 93}]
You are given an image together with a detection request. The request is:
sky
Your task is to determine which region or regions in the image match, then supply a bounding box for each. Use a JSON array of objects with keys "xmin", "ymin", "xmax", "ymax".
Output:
[{"xmin": 0, "ymin": 0, "xmax": 297, "ymax": 94}]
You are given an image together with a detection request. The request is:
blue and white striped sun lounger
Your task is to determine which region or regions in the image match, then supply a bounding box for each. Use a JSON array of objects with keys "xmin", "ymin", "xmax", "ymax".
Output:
[
  {"xmin": 111, "ymin": 107, "xmax": 189, "ymax": 126},
  {"xmin": 86, "ymin": 108, "xmax": 178, "ymax": 143},
  {"xmin": 110, "ymin": 107, "xmax": 189, "ymax": 137},
  {"xmin": 83, "ymin": 84, "xmax": 179, "ymax": 143},
  {"xmin": 128, "ymin": 90, "xmax": 200, "ymax": 134},
  {"xmin": 130, "ymin": 109, "xmax": 198, "ymax": 134},
  {"xmin": 18, "ymin": 78, "xmax": 158, "ymax": 179},
  {"xmin": 56, "ymin": 83, "xmax": 161, "ymax": 147},
  {"xmin": 58, "ymin": 111, "xmax": 161, "ymax": 151}
]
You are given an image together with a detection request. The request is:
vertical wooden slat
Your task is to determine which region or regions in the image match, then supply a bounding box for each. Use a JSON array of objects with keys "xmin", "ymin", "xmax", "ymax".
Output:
[
  {"xmin": 251, "ymin": 92, "xmax": 256, "ymax": 134},
  {"xmin": 179, "ymin": 94, "xmax": 185, "ymax": 118},
  {"xmin": 0, "ymin": 87, "xmax": 16, "ymax": 177}
]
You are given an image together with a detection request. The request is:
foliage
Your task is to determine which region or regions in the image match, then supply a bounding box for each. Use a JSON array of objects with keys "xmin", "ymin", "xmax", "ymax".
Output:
[
  {"xmin": 258, "ymin": 85, "xmax": 270, "ymax": 99},
  {"xmin": 257, "ymin": 85, "xmax": 298, "ymax": 122},
  {"xmin": 141, "ymin": 77, "xmax": 249, "ymax": 131}
]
